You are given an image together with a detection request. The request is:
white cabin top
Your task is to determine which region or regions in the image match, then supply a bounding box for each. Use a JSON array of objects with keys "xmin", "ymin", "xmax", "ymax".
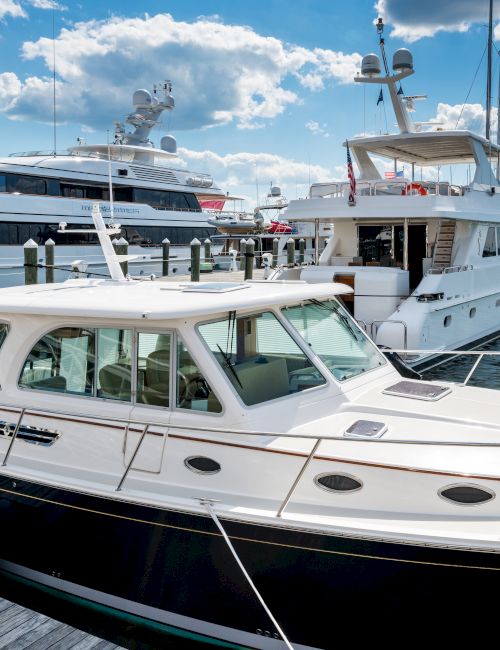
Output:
[{"xmin": 0, "ymin": 279, "xmax": 351, "ymax": 320}]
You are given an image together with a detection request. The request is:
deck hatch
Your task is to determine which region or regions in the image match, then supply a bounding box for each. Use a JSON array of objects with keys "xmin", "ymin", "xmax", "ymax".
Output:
[
  {"xmin": 344, "ymin": 420, "xmax": 387, "ymax": 439},
  {"xmin": 383, "ymin": 380, "xmax": 451, "ymax": 401}
]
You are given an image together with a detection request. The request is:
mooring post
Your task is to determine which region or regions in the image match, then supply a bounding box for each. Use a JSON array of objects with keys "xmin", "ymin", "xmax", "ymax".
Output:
[
  {"xmin": 287, "ymin": 238, "xmax": 295, "ymax": 265},
  {"xmin": 239, "ymin": 238, "xmax": 247, "ymax": 271},
  {"xmin": 191, "ymin": 238, "xmax": 201, "ymax": 281},
  {"xmin": 24, "ymin": 239, "xmax": 38, "ymax": 285},
  {"xmin": 272, "ymin": 237, "xmax": 279, "ymax": 268},
  {"xmin": 245, "ymin": 238, "xmax": 255, "ymax": 280},
  {"xmin": 299, "ymin": 238, "xmax": 305, "ymax": 265},
  {"xmin": 162, "ymin": 238, "xmax": 170, "ymax": 277},
  {"xmin": 45, "ymin": 238, "xmax": 55, "ymax": 283},
  {"xmin": 204, "ymin": 238, "xmax": 211, "ymax": 261}
]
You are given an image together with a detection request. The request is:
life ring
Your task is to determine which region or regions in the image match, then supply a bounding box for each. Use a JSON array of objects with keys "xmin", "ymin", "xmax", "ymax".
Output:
[{"xmin": 401, "ymin": 182, "xmax": 428, "ymax": 196}]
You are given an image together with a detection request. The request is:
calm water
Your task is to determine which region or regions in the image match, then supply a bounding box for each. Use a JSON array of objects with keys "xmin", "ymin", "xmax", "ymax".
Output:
[{"xmin": 2, "ymin": 338, "xmax": 500, "ymax": 649}]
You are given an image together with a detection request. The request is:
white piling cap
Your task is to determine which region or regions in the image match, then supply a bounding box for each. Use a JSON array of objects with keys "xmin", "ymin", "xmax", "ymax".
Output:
[
  {"xmin": 246, "ymin": 238, "xmax": 255, "ymax": 245},
  {"xmin": 190, "ymin": 238, "xmax": 201, "ymax": 245},
  {"xmin": 204, "ymin": 238, "xmax": 211, "ymax": 244},
  {"xmin": 287, "ymin": 237, "xmax": 295, "ymax": 243},
  {"xmin": 24, "ymin": 238, "xmax": 38, "ymax": 248},
  {"xmin": 45, "ymin": 238, "xmax": 55, "ymax": 246},
  {"xmin": 116, "ymin": 237, "xmax": 128, "ymax": 245},
  {"xmin": 162, "ymin": 237, "xmax": 171, "ymax": 244}
]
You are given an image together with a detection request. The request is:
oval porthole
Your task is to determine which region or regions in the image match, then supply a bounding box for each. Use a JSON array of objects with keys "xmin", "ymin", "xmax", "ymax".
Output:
[
  {"xmin": 444, "ymin": 315, "xmax": 452, "ymax": 327},
  {"xmin": 184, "ymin": 456, "xmax": 221, "ymax": 475},
  {"xmin": 439, "ymin": 484, "xmax": 495, "ymax": 506},
  {"xmin": 314, "ymin": 473, "xmax": 362, "ymax": 493},
  {"xmin": 469, "ymin": 307, "xmax": 476, "ymax": 318}
]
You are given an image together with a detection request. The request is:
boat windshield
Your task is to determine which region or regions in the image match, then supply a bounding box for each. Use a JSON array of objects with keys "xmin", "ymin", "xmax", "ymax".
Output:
[{"xmin": 282, "ymin": 299, "xmax": 386, "ymax": 381}]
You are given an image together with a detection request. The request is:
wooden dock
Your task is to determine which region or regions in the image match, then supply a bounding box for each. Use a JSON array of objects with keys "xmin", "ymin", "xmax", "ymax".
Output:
[{"xmin": 0, "ymin": 597, "xmax": 123, "ymax": 650}]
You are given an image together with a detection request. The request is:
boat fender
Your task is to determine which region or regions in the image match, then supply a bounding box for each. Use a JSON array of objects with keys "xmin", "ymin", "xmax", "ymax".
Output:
[
  {"xmin": 378, "ymin": 345, "xmax": 422, "ymax": 380},
  {"xmin": 401, "ymin": 182, "xmax": 428, "ymax": 196}
]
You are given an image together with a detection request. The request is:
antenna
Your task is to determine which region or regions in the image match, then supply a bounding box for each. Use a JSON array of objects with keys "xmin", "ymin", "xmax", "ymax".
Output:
[
  {"xmin": 107, "ymin": 130, "xmax": 114, "ymax": 221},
  {"xmin": 486, "ymin": 0, "xmax": 493, "ymax": 140},
  {"xmin": 52, "ymin": 9, "xmax": 57, "ymax": 157}
]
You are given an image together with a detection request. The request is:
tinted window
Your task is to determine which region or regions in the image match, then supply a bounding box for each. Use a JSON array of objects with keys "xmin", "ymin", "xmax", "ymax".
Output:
[
  {"xmin": 177, "ymin": 338, "xmax": 221, "ymax": 412},
  {"xmin": 20, "ymin": 327, "xmax": 95, "ymax": 395},
  {"xmin": 199, "ymin": 312, "xmax": 325, "ymax": 405},
  {"xmin": 0, "ymin": 176, "xmax": 5, "ymax": 192},
  {"xmin": 6, "ymin": 175, "xmax": 46, "ymax": 195},
  {"xmin": 97, "ymin": 328, "xmax": 133, "ymax": 401},
  {"xmin": 483, "ymin": 226, "xmax": 496, "ymax": 257},
  {"xmin": 0, "ymin": 323, "xmax": 8, "ymax": 349},
  {"xmin": 137, "ymin": 332, "xmax": 170, "ymax": 407}
]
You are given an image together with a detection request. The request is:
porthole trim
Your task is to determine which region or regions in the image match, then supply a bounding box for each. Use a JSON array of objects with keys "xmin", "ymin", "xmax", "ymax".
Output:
[
  {"xmin": 438, "ymin": 483, "xmax": 495, "ymax": 507},
  {"xmin": 184, "ymin": 455, "xmax": 221, "ymax": 475},
  {"xmin": 314, "ymin": 472, "xmax": 363, "ymax": 494}
]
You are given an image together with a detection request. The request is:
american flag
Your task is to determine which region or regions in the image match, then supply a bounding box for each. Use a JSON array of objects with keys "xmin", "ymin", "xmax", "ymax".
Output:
[
  {"xmin": 385, "ymin": 170, "xmax": 404, "ymax": 179},
  {"xmin": 346, "ymin": 140, "xmax": 356, "ymax": 206}
]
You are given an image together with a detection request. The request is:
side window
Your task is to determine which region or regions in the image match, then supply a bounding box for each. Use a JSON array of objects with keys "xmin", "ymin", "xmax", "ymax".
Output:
[
  {"xmin": 137, "ymin": 332, "xmax": 170, "ymax": 407},
  {"xmin": 176, "ymin": 339, "xmax": 221, "ymax": 413},
  {"xmin": 497, "ymin": 227, "xmax": 500, "ymax": 256},
  {"xmin": 97, "ymin": 328, "xmax": 133, "ymax": 401},
  {"xmin": 19, "ymin": 327, "xmax": 94, "ymax": 395},
  {"xmin": 483, "ymin": 226, "xmax": 496, "ymax": 257}
]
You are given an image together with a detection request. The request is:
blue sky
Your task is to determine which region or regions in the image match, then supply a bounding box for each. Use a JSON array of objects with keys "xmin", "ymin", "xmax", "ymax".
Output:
[{"xmin": 0, "ymin": 0, "xmax": 498, "ymax": 205}]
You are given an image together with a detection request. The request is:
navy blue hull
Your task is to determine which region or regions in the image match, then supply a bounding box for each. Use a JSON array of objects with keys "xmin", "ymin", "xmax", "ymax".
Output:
[{"xmin": 0, "ymin": 474, "xmax": 499, "ymax": 648}]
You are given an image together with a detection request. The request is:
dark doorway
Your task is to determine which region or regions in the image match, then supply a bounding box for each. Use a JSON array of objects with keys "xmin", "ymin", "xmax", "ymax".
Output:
[{"xmin": 394, "ymin": 224, "xmax": 427, "ymax": 289}]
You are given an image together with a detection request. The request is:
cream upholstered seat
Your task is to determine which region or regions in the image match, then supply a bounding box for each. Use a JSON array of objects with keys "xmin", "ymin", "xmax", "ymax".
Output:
[{"xmin": 140, "ymin": 349, "xmax": 170, "ymax": 406}]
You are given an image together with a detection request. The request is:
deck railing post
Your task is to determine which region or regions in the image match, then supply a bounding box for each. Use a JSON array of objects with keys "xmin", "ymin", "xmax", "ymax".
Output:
[
  {"xmin": 277, "ymin": 439, "xmax": 321, "ymax": 518},
  {"xmin": 116, "ymin": 423, "xmax": 150, "ymax": 491}
]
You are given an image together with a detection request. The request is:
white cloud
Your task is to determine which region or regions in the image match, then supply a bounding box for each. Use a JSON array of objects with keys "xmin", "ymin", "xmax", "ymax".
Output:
[
  {"xmin": 426, "ymin": 102, "xmax": 497, "ymax": 139},
  {"xmin": 376, "ymin": 0, "xmax": 490, "ymax": 42},
  {"xmin": 28, "ymin": 0, "xmax": 66, "ymax": 8},
  {"xmin": 176, "ymin": 147, "xmax": 333, "ymax": 204},
  {"xmin": 0, "ymin": 0, "xmax": 25, "ymax": 19},
  {"xmin": 1, "ymin": 13, "xmax": 361, "ymax": 131},
  {"xmin": 305, "ymin": 120, "xmax": 330, "ymax": 137},
  {"xmin": 0, "ymin": 72, "xmax": 22, "ymax": 111}
]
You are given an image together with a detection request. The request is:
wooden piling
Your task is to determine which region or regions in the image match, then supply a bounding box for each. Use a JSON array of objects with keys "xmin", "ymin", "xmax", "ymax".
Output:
[
  {"xmin": 245, "ymin": 238, "xmax": 255, "ymax": 280},
  {"xmin": 272, "ymin": 237, "xmax": 279, "ymax": 268},
  {"xmin": 114, "ymin": 237, "xmax": 128, "ymax": 276},
  {"xmin": 162, "ymin": 238, "xmax": 170, "ymax": 277},
  {"xmin": 204, "ymin": 238, "xmax": 211, "ymax": 261},
  {"xmin": 191, "ymin": 238, "xmax": 201, "ymax": 281},
  {"xmin": 24, "ymin": 239, "xmax": 38, "ymax": 285},
  {"xmin": 299, "ymin": 238, "xmax": 305, "ymax": 265},
  {"xmin": 45, "ymin": 238, "xmax": 55, "ymax": 283},
  {"xmin": 287, "ymin": 238, "xmax": 295, "ymax": 265},
  {"xmin": 239, "ymin": 239, "xmax": 247, "ymax": 271}
]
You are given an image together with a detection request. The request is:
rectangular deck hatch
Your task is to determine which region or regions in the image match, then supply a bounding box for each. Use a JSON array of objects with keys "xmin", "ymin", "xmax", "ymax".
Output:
[
  {"xmin": 383, "ymin": 380, "xmax": 451, "ymax": 401},
  {"xmin": 344, "ymin": 420, "xmax": 387, "ymax": 439}
]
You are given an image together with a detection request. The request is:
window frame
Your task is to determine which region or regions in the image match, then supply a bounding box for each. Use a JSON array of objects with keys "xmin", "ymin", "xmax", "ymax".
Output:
[
  {"xmin": 0, "ymin": 321, "xmax": 10, "ymax": 352},
  {"xmin": 17, "ymin": 323, "xmax": 224, "ymax": 415},
  {"xmin": 196, "ymin": 307, "xmax": 330, "ymax": 409}
]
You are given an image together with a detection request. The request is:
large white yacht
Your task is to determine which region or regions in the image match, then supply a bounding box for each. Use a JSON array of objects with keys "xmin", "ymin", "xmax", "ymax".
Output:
[
  {"xmin": 0, "ymin": 204, "xmax": 500, "ymax": 647},
  {"xmin": 274, "ymin": 20, "xmax": 500, "ymax": 367},
  {"xmin": 0, "ymin": 82, "xmax": 230, "ymax": 283}
]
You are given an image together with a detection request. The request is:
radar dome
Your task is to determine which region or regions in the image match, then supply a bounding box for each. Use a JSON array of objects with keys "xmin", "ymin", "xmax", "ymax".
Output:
[
  {"xmin": 361, "ymin": 54, "xmax": 381, "ymax": 77},
  {"xmin": 393, "ymin": 49, "xmax": 413, "ymax": 72},
  {"xmin": 133, "ymin": 89, "xmax": 152, "ymax": 108},
  {"xmin": 161, "ymin": 135, "xmax": 177, "ymax": 154},
  {"xmin": 269, "ymin": 186, "xmax": 281, "ymax": 197}
]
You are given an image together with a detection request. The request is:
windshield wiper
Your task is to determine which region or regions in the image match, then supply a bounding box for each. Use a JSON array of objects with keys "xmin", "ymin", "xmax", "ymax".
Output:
[
  {"xmin": 309, "ymin": 298, "xmax": 359, "ymax": 338},
  {"xmin": 217, "ymin": 344, "xmax": 243, "ymax": 389}
]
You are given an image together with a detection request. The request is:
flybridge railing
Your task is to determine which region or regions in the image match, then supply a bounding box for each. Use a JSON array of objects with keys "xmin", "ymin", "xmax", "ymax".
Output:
[{"xmin": 310, "ymin": 180, "xmax": 466, "ymax": 199}]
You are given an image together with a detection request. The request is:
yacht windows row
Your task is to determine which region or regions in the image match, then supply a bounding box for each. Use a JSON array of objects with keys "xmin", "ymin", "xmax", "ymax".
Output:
[
  {"xmin": 0, "ymin": 222, "xmax": 215, "ymax": 247},
  {"xmin": 19, "ymin": 327, "xmax": 222, "ymax": 413},
  {"xmin": 482, "ymin": 226, "xmax": 500, "ymax": 257},
  {"xmin": 0, "ymin": 173, "xmax": 202, "ymax": 211}
]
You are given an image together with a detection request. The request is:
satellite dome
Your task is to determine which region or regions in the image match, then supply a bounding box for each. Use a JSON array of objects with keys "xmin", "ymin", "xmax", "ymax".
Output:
[
  {"xmin": 161, "ymin": 135, "xmax": 177, "ymax": 154},
  {"xmin": 133, "ymin": 89, "xmax": 152, "ymax": 108},
  {"xmin": 393, "ymin": 49, "xmax": 413, "ymax": 72},
  {"xmin": 269, "ymin": 186, "xmax": 281, "ymax": 197},
  {"xmin": 361, "ymin": 54, "xmax": 381, "ymax": 77}
]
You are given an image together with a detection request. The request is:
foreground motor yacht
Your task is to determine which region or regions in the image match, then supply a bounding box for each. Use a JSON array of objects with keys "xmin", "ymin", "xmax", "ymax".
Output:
[
  {"xmin": 0, "ymin": 82, "xmax": 231, "ymax": 283},
  {"xmin": 1, "ymin": 204, "xmax": 500, "ymax": 647},
  {"xmin": 274, "ymin": 20, "xmax": 500, "ymax": 366}
]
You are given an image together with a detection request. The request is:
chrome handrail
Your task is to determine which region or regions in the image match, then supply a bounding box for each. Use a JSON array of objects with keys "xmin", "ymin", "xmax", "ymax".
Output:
[{"xmin": 2, "ymin": 408, "xmax": 25, "ymax": 467}]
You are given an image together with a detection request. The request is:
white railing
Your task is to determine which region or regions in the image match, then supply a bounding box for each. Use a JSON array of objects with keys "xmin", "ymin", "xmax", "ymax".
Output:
[{"xmin": 310, "ymin": 179, "xmax": 465, "ymax": 199}]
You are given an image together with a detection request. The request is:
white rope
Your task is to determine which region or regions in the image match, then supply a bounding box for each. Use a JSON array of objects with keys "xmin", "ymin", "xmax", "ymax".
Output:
[{"xmin": 202, "ymin": 500, "xmax": 294, "ymax": 650}]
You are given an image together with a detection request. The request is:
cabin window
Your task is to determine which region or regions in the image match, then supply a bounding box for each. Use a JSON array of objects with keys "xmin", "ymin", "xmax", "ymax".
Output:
[
  {"xmin": 444, "ymin": 315, "xmax": 452, "ymax": 327},
  {"xmin": 199, "ymin": 311, "xmax": 325, "ymax": 406},
  {"xmin": 314, "ymin": 473, "xmax": 363, "ymax": 493},
  {"xmin": 19, "ymin": 327, "xmax": 95, "ymax": 395},
  {"xmin": 176, "ymin": 339, "xmax": 222, "ymax": 412},
  {"xmin": 482, "ymin": 227, "xmax": 496, "ymax": 257},
  {"xmin": 439, "ymin": 484, "xmax": 494, "ymax": 505},
  {"xmin": 96, "ymin": 328, "xmax": 133, "ymax": 401},
  {"xmin": 6, "ymin": 175, "xmax": 46, "ymax": 196},
  {"xmin": 0, "ymin": 176, "xmax": 5, "ymax": 193},
  {"xmin": 282, "ymin": 300, "xmax": 386, "ymax": 382},
  {"xmin": 136, "ymin": 332, "xmax": 171, "ymax": 407}
]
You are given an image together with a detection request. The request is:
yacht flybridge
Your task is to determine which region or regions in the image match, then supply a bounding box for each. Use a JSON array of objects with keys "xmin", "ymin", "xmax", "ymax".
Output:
[
  {"xmin": 0, "ymin": 81, "xmax": 231, "ymax": 283},
  {"xmin": 275, "ymin": 20, "xmax": 500, "ymax": 365},
  {"xmin": 2, "ymin": 204, "xmax": 500, "ymax": 647}
]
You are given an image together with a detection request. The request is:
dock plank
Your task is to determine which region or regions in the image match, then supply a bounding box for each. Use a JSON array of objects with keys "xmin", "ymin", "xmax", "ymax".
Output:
[
  {"xmin": 0, "ymin": 612, "xmax": 57, "ymax": 649},
  {"xmin": 24, "ymin": 623, "xmax": 77, "ymax": 649},
  {"xmin": 47, "ymin": 627, "xmax": 95, "ymax": 649},
  {"xmin": 0, "ymin": 608, "xmax": 36, "ymax": 639}
]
